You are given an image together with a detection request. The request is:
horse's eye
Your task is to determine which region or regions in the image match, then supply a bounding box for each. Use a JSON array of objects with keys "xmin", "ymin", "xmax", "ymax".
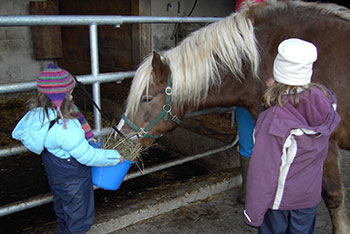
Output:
[{"xmin": 141, "ymin": 95, "xmax": 153, "ymax": 103}]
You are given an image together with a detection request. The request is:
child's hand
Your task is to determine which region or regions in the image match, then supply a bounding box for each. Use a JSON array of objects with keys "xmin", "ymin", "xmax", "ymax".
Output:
[
  {"xmin": 118, "ymin": 155, "xmax": 124, "ymax": 164},
  {"xmin": 89, "ymin": 140, "xmax": 102, "ymax": 149},
  {"xmin": 90, "ymin": 138, "xmax": 98, "ymax": 144},
  {"xmin": 106, "ymin": 155, "xmax": 124, "ymax": 162}
]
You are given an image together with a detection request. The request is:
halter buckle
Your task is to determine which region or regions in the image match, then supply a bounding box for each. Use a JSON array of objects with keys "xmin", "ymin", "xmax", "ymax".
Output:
[
  {"xmin": 163, "ymin": 104, "xmax": 172, "ymax": 113},
  {"xmin": 137, "ymin": 128, "xmax": 147, "ymax": 137},
  {"xmin": 171, "ymin": 114, "xmax": 178, "ymax": 121},
  {"xmin": 165, "ymin": 87, "xmax": 172, "ymax": 95}
]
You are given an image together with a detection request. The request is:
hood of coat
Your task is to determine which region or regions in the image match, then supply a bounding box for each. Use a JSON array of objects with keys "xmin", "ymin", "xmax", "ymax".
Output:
[
  {"xmin": 12, "ymin": 107, "xmax": 57, "ymax": 154},
  {"xmin": 268, "ymin": 86, "xmax": 341, "ymax": 138}
]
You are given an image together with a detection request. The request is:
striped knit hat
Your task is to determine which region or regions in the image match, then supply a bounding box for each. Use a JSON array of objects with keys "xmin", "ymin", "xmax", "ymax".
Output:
[{"xmin": 37, "ymin": 63, "xmax": 76, "ymax": 127}]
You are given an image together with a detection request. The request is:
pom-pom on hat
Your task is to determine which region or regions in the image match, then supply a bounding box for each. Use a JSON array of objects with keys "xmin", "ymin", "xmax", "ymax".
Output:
[
  {"xmin": 273, "ymin": 38, "xmax": 318, "ymax": 86},
  {"xmin": 37, "ymin": 63, "xmax": 76, "ymax": 127}
]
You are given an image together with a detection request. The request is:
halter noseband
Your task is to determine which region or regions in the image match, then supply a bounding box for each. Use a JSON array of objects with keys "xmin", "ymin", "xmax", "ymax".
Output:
[{"xmin": 121, "ymin": 62, "xmax": 182, "ymax": 139}]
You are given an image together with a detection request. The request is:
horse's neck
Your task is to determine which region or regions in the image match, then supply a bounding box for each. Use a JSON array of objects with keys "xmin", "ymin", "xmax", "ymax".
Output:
[{"xmin": 197, "ymin": 72, "xmax": 266, "ymax": 118}]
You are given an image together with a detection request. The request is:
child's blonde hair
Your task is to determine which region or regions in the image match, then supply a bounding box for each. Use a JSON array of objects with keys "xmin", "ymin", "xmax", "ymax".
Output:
[
  {"xmin": 28, "ymin": 92, "xmax": 77, "ymax": 123},
  {"xmin": 263, "ymin": 82, "xmax": 328, "ymax": 108}
]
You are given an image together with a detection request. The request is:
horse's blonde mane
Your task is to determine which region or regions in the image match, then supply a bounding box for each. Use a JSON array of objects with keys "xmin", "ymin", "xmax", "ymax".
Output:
[
  {"xmin": 126, "ymin": 10, "xmax": 258, "ymax": 117},
  {"xmin": 126, "ymin": 0, "xmax": 350, "ymax": 118}
]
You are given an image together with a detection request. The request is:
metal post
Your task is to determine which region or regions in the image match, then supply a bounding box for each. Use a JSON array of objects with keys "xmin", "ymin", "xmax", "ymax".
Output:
[{"xmin": 89, "ymin": 24, "xmax": 102, "ymax": 138}]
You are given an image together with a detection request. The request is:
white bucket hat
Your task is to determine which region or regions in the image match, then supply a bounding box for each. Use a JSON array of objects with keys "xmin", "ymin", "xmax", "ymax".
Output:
[{"xmin": 273, "ymin": 38, "xmax": 318, "ymax": 86}]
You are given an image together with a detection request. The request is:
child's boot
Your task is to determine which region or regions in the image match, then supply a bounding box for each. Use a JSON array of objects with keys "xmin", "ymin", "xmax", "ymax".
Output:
[{"xmin": 237, "ymin": 155, "xmax": 250, "ymax": 204}]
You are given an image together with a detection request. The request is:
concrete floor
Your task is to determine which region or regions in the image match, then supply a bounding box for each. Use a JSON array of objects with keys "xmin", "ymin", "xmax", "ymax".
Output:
[
  {"xmin": 112, "ymin": 188, "xmax": 333, "ymax": 234},
  {"xmin": 110, "ymin": 150, "xmax": 350, "ymax": 234},
  {"xmin": 24, "ymin": 148, "xmax": 349, "ymax": 234}
]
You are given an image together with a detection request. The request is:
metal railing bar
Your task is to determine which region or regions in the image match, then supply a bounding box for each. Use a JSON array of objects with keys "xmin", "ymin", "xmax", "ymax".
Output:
[
  {"xmin": 124, "ymin": 136, "xmax": 239, "ymax": 181},
  {"xmin": 0, "ymin": 105, "xmax": 235, "ymax": 158},
  {"xmin": 0, "ymin": 127, "xmax": 114, "ymax": 158},
  {"xmin": 0, "ymin": 71, "xmax": 135, "ymax": 94},
  {"xmin": 0, "ymin": 136, "xmax": 238, "ymax": 217},
  {"xmin": 0, "ymin": 145, "xmax": 28, "ymax": 158},
  {"xmin": 0, "ymin": 194, "xmax": 54, "ymax": 217},
  {"xmin": 0, "ymin": 15, "xmax": 222, "ymax": 27}
]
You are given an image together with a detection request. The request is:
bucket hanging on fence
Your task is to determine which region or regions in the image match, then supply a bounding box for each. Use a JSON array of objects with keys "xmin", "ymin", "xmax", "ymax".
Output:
[{"xmin": 90, "ymin": 142, "xmax": 133, "ymax": 190}]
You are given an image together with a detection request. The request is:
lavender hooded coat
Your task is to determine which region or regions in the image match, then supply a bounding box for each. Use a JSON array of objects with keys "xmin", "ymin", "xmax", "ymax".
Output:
[{"xmin": 244, "ymin": 86, "xmax": 341, "ymax": 227}]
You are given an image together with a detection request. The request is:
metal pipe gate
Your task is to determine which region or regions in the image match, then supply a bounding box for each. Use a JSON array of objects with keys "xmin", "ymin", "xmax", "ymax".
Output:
[{"xmin": 0, "ymin": 14, "xmax": 238, "ymax": 217}]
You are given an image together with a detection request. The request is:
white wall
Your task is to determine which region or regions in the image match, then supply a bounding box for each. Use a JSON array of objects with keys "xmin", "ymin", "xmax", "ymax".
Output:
[
  {"xmin": 0, "ymin": 0, "xmax": 234, "ymax": 84},
  {"xmin": 151, "ymin": 0, "xmax": 234, "ymax": 52},
  {"xmin": 0, "ymin": 0, "xmax": 50, "ymax": 84}
]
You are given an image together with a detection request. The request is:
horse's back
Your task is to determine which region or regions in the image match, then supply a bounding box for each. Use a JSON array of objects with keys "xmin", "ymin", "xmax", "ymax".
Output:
[
  {"xmin": 255, "ymin": 1, "xmax": 350, "ymax": 149},
  {"xmin": 312, "ymin": 22, "xmax": 350, "ymax": 149}
]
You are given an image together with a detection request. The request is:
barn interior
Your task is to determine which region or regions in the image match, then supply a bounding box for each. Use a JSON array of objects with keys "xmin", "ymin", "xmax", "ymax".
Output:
[
  {"xmin": 0, "ymin": 0, "xmax": 240, "ymax": 232},
  {"xmin": 1, "ymin": 0, "xmax": 349, "ymax": 232}
]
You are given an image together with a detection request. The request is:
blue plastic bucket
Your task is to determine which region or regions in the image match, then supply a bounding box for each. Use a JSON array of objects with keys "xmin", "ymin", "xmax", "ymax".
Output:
[
  {"xmin": 91, "ymin": 160, "xmax": 133, "ymax": 190},
  {"xmin": 89, "ymin": 141, "xmax": 133, "ymax": 190}
]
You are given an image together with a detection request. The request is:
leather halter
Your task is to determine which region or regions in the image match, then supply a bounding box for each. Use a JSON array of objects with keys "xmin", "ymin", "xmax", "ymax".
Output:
[{"xmin": 121, "ymin": 63, "xmax": 182, "ymax": 139}]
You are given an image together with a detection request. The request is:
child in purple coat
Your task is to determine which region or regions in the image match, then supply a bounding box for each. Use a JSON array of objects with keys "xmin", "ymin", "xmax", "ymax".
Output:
[{"xmin": 243, "ymin": 38, "xmax": 341, "ymax": 233}]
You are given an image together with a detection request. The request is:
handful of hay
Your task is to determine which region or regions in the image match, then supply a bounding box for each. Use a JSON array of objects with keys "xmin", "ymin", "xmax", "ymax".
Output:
[{"xmin": 101, "ymin": 132, "xmax": 143, "ymax": 162}]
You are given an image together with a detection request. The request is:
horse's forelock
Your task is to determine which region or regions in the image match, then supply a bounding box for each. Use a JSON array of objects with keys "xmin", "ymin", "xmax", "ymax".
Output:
[{"xmin": 126, "ymin": 55, "xmax": 152, "ymax": 118}]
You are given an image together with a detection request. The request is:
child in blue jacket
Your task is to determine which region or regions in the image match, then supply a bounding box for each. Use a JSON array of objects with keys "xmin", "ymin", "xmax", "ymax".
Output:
[{"xmin": 12, "ymin": 63, "xmax": 123, "ymax": 233}]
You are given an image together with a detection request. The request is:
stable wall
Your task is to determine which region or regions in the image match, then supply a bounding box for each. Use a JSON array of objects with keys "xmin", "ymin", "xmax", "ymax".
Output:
[
  {"xmin": 1, "ymin": 0, "xmax": 349, "ymax": 85},
  {"xmin": 151, "ymin": 0, "xmax": 234, "ymax": 52},
  {"xmin": 58, "ymin": 0, "xmax": 135, "ymax": 75},
  {"xmin": 0, "ymin": 0, "xmax": 234, "ymax": 85},
  {"xmin": 0, "ymin": 0, "xmax": 50, "ymax": 84}
]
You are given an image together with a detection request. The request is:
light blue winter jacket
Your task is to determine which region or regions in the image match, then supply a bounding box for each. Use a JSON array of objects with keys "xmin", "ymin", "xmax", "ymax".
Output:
[{"xmin": 12, "ymin": 107, "xmax": 121, "ymax": 167}]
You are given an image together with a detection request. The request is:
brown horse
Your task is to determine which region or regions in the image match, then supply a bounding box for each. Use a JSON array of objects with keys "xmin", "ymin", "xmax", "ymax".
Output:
[{"xmin": 118, "ymin": 0, "xmax": 350, "ymax": 233}]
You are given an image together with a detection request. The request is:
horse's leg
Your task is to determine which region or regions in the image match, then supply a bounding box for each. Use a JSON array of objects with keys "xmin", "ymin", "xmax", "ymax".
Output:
[{"xmin": 322, "ymin": 139, "xmax": 350, "ymax": 234}]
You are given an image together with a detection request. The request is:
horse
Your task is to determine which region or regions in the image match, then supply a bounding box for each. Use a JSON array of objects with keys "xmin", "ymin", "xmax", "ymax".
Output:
[{"xmin": 117, "ymin": 0, "xmax": 350, "ymax": 233}]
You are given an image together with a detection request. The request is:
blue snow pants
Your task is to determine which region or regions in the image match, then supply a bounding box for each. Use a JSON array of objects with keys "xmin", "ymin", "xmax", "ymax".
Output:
[
  {"xmin": 41, "ymin": 149, "xmax": 94, "ymax": 234},
  {"xmin": 258, "ymin": 205, "xmax": 318, "ymax": 234}
]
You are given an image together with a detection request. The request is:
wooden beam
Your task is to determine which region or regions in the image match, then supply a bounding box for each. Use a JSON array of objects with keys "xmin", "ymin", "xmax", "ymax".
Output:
[
  {"xmin": 131, "ymin": 0, "xmax": 152, "ymax": 68},
  {"xmin": 29, "ymin": 0, "xmax": 63, "ymax": 59}
]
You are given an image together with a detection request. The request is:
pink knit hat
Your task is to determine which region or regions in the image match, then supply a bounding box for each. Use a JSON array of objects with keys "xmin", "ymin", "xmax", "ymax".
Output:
[{"xmin": 37, "ymin": 63, "xmax": 76, "ymax": 127}]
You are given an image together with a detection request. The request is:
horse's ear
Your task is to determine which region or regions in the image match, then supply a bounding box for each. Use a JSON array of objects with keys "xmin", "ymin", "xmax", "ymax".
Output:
[{"xmin": 151, "ymin": 51, "xmax": 169, "ymax": 85}]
